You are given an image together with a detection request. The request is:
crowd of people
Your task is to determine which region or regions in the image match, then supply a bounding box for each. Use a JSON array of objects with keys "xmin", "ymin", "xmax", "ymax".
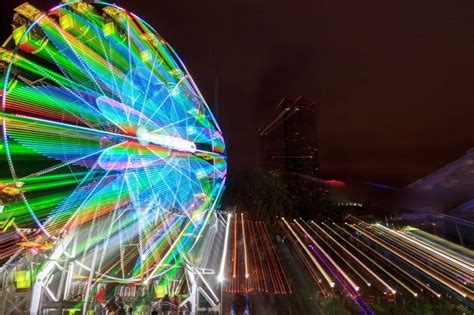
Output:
[
  {"xmin": 104, "ymin": 295, "xmax": 131, "ymax": 315},
  {"xmin": 104, "ymin": 294, "xmax": 191, "ymax": 315}
]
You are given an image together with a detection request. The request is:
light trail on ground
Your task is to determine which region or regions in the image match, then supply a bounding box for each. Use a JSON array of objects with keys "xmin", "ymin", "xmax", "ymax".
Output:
[
  {"xmin": 278, "ymin": 216, "xmax": 474, "ymax": 312},
  {"xmin": 223, "ymin": 215, "xmax": 291, "ymax": 294}
]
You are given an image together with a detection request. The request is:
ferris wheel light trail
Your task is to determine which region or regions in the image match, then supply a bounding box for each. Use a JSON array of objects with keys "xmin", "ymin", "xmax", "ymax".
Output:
[
  {"xmin": 137, "ymin": 126, "xmax": 196, "ymax": 153},
  {"xmin": 95, "ymin": 96, "xmax": 196, "ymax": 153},
  {"xmin": 143, "ymin": 218, "xmax": 193, "ymax": 285},
  {"xmin": 2, "ymin": 112, "xmax": 135, "ymax": 142},
  {"xmin": 1, "ymin": 0, "xmax": 227, "ymax": 286},
  {"xmin": 218, "ymin": 213, "xmax": 232, "ymax": 282}
]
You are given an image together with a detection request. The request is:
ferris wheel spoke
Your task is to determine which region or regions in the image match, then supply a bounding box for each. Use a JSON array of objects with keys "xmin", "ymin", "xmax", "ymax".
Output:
[
  {"xmin": 146, "ymin": 76, "xmax": 187, "ymax": 123},
  {"xmin": 4, "ymin": 112, "xmax": 135, "ymax": 141},
  {"xmin": 7, "ymin": 57, "xmax": 129, "ymax": 135},
  {"xmin": 138, "ymin": 56, "xmax": 161, "ymax": 124},
  {"xmin": 17, "ymin": 147, "xmax": 107, "ymax": 181},
  {"xmin": 17, "ymin": 73, "xmax": 96, "ymax": 130},
  {"xmin": 138, "ymin": 163, "xmax": 195, "ymax": 221},
  {"xmin": 39, "ymin": 17, "xmax": 109, "ymax": 96},
  {"xmin": 75, "ymin": 14, "xmax": 128, "ymax": 103},
  {"xmin": 41, "ymin": 45, "xmax": 99, "ymax": 98},
  {"xmin": 190, "ymin": 127, "xmax": 206, "ymax": 143},
  {"xmin": 126, "ymin": 19, "xmax": 135, "ymax": 108},
  {"xmin": 98, "ymin": 35, "xmax": 126, "ymax": 105},
  {"xmin": 4, "ymin": 118, "xmax": 134, "ymax": 174},
  {"xmin": 41, "ymin": 161, "xmax": 105, "ymax": 229},
  {"xmin": 10, "ymin": 53, "xmax": 107, "ymax": 127},
  {"xmin": 59, "ymin": 168, "xmax": 113, "ymax": 233},
  {"xmin": 158, "ymin": 172, "xmax": 191, "ymax": 219},
  {"xmin": 160, "ymin": 158, "xmax": 202, "ymax": 189}
]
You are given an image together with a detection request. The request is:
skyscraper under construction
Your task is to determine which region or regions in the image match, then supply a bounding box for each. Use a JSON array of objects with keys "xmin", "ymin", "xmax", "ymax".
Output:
[{"xmin": 259, "ymin": 97, "xmax": 319, "ymax": 190}]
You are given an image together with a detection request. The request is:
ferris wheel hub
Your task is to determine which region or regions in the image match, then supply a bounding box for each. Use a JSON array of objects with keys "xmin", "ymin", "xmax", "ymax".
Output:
[
  {"xmin": 136, "ymin": 126, "xmax": 197, "ymax": 153},
  {"xmin": 95, "ymin": 95, "xmax": 197, "ymax": 153}
]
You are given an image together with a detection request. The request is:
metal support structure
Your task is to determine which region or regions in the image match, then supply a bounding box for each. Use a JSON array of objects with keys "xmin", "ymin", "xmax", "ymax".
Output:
[
  {"xmin": 0, "ymin": 255, "xmax": 32, "ymax": 314},
  {"xmin": 182, "ymin": 263, "xmax": 220, "ymax": 314},
  {"xmin": 31, "ymin": 233, "xmax": 74, "ymax": 314},
  {"xmin": 2, "ymin": 210, "xmax": 227, "ymax": 314}
]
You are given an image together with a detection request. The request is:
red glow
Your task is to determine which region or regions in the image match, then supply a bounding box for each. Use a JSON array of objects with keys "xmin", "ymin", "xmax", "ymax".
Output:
[{"xmin": 327, "ymin": 179, "xmax": 346, "ymax": 186}]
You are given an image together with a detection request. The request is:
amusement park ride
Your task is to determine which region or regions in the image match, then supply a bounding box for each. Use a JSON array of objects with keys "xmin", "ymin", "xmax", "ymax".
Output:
[
  {"xmin": 0, "ymin": 0, "xmax": 227, "ymax": 313},
  {"xmin": 4, "ymin": 2, "xmax": 474, "ymax": 315}
]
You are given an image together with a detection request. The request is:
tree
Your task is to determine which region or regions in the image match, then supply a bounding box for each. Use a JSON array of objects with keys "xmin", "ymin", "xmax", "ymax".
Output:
[{"xmin": 242, "ymin": 169, "xmax": 295, "ymax": 222}]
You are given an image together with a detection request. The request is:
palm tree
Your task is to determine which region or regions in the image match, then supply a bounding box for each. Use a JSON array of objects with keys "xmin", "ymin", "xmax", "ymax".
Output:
[{"xmin": 242, "ymin": 169, "xmax": 295, "ymax": 222}]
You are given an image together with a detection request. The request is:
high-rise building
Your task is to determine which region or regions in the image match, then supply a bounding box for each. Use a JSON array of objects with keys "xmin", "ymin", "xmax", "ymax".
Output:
[{"xmin": 259, "ymin": 97, "xmax": 319, "ymax": 190}]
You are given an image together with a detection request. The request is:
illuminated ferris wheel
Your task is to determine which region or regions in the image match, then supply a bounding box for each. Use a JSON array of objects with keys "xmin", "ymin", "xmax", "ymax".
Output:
[{"xmin": 1, "ymin": 0, "xmax": 226, "ymax": 286}]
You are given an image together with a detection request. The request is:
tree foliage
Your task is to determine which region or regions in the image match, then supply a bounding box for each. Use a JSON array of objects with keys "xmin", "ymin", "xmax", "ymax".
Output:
[{"xmin": 241, "ymin": 169, "xmax": 295, "ymax": 222}]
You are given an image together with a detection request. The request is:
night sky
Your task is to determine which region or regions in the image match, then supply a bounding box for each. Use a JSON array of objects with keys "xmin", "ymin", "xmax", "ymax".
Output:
[{"xmin": 2, "ymin": 0, "xmax": 473, "ymax": 186}]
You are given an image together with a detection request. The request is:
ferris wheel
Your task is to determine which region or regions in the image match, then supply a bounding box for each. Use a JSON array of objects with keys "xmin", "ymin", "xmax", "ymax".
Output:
[{"xmin": 1, "ymin": 0, "xmax": 226, "ymax": 284}]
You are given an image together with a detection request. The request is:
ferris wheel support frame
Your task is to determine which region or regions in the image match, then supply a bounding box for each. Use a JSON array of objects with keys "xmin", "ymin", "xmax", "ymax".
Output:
[
  {"xmin": 28, "ymin": 254, "xmax": 223, "ymax": 314},
  {"xmin": 28, "ymin": 214, "xmax": 226, "ymax": 314},
  {"xmin": 30, "ymin": 233, "xmax": 74, "ymax": 314}
]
